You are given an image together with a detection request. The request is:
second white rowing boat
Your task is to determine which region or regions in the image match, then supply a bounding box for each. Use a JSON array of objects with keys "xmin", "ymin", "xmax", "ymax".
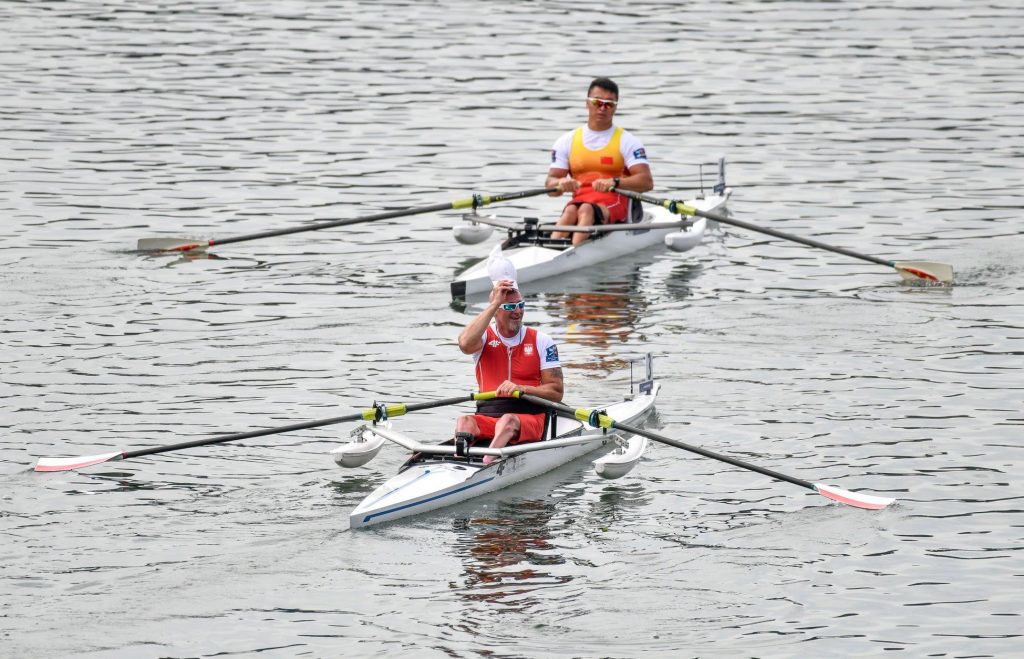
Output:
[
  {"xmin": 334, "ymin": 357, "xmax": 659, "ymax": 528},
  {"xmin": 449, "ymin": 158, "xmax": 731, "ymax": 297}
]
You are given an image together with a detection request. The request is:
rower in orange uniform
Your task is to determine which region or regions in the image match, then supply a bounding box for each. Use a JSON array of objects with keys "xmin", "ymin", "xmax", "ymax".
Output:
[
  {"xmin": 456, "ymin": 278, "xmax": 564, "ymax": 464},
  {"xmin": 546, "ymin": 77, "xmax": 655, "ymax": 247}
]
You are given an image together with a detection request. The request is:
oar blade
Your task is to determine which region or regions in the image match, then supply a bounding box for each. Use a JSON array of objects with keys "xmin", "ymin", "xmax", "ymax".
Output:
[
  {"xmin": 894, "ymin": 261, "xmax": 954, "ymax": 284},
  {"xmin": 814, "ymin": 483, "xmax": 896, "ymax": 510},
  {"xmin": 137, "ymin": 237, "xmax": 208, "ymax": 252},
  {"xmin": 34, "ymin": 451, "xmax": 124, "ymax": 473}
]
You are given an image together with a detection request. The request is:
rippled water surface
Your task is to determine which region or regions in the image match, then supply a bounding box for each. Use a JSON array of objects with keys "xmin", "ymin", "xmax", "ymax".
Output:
[{"xmin": 2, "ymin": 1, "xmax": 1022, "ymax": 657}]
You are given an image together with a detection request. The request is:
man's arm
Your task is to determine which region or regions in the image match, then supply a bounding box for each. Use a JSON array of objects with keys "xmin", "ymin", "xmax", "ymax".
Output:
[
  {"xmin": 623, "ymin": 162, "xmax": 654, "ymax": 192},
  {"xmin": 593, "ymin": 163, "xmax": 653, "ymax": 193},
  {"xmin": 546, "ymin": 132, "xmax": 577, "ymax": 196},
  {"xmin": 495, "ymin": 367, "xmax": 564, "ymax": 403},
  {"xmin": 533, "ymin": 367, "xmax": 564, "ymax": 402}
]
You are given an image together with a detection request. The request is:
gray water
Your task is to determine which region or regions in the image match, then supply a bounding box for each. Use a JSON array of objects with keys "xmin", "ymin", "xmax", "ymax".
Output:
[{"xmin": 2, "ymin": 1, "xmax": 1022, "ymax": 657}]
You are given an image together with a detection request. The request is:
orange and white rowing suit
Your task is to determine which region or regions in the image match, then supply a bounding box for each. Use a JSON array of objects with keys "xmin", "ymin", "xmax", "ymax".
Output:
[{"xmin": 550, "ymin": 125, "xmax": 648, "ymax": 223}]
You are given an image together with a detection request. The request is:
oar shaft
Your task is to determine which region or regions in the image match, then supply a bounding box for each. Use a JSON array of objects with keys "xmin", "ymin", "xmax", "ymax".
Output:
[
  {"xmin": 185, "ymin": 187, "xmax": 556, "ymax": 251},
  {"xmin": 519, "ymin": 394, "xmax": 815, "ymax": 491},
  {"xmin": 122, "ymin": 412, "xmax": 365, "ymax": 459},
  {"xmin": 123, "ymin": 392, "xmax": 488, "ymax": 460},
  {"xmin": 616, "ymin": 189, "xmax": 893, "ymax": 268},
  {"xmin": 209, "ymin": 203, "xmax": 458, "ymax": 248},
  {"xmin": 611, "ymin": 419, "xmax": 814, "ymax": 491},
  {"xmin": 519, "ymin": 393, "xmax": 896, "ymax": 510}
]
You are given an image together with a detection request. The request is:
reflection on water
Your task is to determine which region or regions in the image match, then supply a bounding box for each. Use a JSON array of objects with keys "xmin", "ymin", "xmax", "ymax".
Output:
[
  {"xmin": 550, "ymin": 290, "xmax": 634, "ymax": 352},
  {"xmin": 451, "ymin": 500, "xmax": 565, "ymax": 612},
  {"xmin": 327, "ymin": 472, "xmax": 382, "ymax": 499},
  {"xmin": 583, "ymin": 482, "xmax": 654, "ymax": 531},
  {"xmin": 664, "ymin": 261, "xmax": 705, "ymax": 301},
  {"xmin": 540, "ymin": 268, "xmax": 653, "ymax": 374},
  {"xmin": 158, "ymin": 250, "xmax": 230, "ymax": 267}
]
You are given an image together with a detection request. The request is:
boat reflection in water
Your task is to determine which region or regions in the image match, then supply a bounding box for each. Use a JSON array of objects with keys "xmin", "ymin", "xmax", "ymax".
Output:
[
  {"xmin": 450, "ymin": 500, "xmax": 566, "ymax": 612},
  {"xmin": 556, "ymin": 289, "xmax": 634, "ymax": 349},
  {"xmin": 447, "ymin": 484, "xmax": 656, "ymax": 622},
  {"xmin": 538, "ymin": 271, "xmax": 650, "ymax": 374},
  {"xmin": 446, "ymin": 443, "xmax": 655, "ymax": 598}
]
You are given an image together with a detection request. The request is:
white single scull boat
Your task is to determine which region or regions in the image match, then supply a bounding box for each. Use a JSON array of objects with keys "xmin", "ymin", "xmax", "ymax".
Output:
[
  {"xmin": 335, "ymin": 356, "xmax": 659, "ymax": 529},
  {"xmin": 449, "ymin": 158, "xmax": 731, "ymax": 298}
]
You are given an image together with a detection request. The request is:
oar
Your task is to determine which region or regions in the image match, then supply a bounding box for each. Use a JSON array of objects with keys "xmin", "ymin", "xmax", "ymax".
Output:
[
  {"xmin": 34, "ymin": 391, "xmax": 502, "ymax": 472},
  {"xmin": 613, "ymin": 188, "xmax": 953, "ymax": 284},
  {"xmin": 138, "ymin": 187, "xmax": 556, "ymax": 253},
  {"xmin": 520, "ymin": 393, "xmax": 896, "ymax": 510}
]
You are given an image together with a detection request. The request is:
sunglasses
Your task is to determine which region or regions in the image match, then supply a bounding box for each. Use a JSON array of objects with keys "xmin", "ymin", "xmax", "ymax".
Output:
[
  {"xmin": 587, "ymin": 97, "xmax": 618, "ymax": 109},
  {"xmin": 499, "ymin": 301, "xmax": 525, "ymax": 311}
]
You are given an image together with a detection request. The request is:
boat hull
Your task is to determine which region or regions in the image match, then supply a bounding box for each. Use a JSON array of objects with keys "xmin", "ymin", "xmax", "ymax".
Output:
[
  {"xmin": 450, "ymin": 192, "xmax": 728, "ymax": 297},
  {"xmin": 349, "ymin": 384, "xmax": 659, "ymax": 528}
]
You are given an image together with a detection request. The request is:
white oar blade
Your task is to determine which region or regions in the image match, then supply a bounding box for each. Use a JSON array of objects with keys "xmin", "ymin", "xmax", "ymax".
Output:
[
  {"xmin": 894, "ymin": 261, "xmax": 953, "ymax": 284},
  {"xmin": 34, "ymin": 451, "xmax": 124, "ymax": 473},
  {"xmin": 137, "ymin": 237, "xmax": 207, "ymax": 252},
  {"xmin": 814, "ymin": 483, "xmax": 896, "ymax": 510}
]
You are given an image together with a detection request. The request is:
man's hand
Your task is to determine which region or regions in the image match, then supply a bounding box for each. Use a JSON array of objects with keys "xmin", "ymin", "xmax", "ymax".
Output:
[
  {"xmin": 489, "ymin": 279, "xmax": 517, "ymax": 308},
  {"xmin": 496, "ymin": 380, "xmax": 523, "ymax": 397},
  {"xmin": 556, "ymin": 176, "xmax": 580, "ymax": 195}
]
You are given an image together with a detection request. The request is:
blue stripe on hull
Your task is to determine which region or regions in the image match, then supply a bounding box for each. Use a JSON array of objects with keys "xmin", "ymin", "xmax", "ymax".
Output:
[{"xmin": 360, "ymin": 475, "xmax": 496, "ymax": 525}]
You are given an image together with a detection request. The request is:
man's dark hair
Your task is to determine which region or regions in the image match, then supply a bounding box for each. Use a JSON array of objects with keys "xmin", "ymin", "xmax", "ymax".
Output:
[{"xmin": 588, "ymin": 77, "xmax": 619, "ymax": 98}]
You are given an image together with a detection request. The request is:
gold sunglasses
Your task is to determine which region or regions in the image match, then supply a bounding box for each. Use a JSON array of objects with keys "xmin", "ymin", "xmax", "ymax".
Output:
[{"xmin": 587, "ymin": 97, "xmax": 618, "ymax": 109}]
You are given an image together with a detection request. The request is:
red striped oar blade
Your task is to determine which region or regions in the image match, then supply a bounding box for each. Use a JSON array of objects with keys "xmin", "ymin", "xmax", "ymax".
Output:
[
  {"xmin": 136, "ymin": 237, "xmax": 209, "ymax": 252},
  {"xmin": 893, "ymin": 261, "xmax": 953, "ymax": 284}
]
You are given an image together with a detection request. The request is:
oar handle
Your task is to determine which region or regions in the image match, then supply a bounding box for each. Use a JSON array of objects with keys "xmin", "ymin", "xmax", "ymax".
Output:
[
  {"xmin": 614, "ymin": 188, "xmax": 894, "ymax": 268},
  {"xmin": 463, "ymin": 187, "xmax": 558, "ymax": 206},
  {"xmin": 186, "ymin": 188, "xmax": 557, "ymax": 250},
  {"xmin": 519, "ymin": 393, "xmax": 816, "ymax": 492}
]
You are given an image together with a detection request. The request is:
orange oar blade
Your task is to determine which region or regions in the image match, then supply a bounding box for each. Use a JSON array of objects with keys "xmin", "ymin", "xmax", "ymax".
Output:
[
  {"xmin": 894, "ymin": 261, "xmax": 954, "ymax": 284},
  {"xmin": 137, "ymin": 237, "xmax": 209, "ymax": 252}
]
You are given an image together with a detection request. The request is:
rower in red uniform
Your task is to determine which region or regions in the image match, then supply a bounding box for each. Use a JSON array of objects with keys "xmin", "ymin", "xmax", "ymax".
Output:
[
  {"xmin": 546, "ymin": 77, "xmax": 655, "ymax": 247},
  {"xmin": 456, "ymin": 278, "xmax": 564, "ymax": 464}
]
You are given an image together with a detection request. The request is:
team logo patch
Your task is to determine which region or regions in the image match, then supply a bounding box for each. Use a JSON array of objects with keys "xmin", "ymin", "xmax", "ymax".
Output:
[
  {"xmin": 633, "ymin": 147, "xmax": 647, "ymax": 160},
  {"xmin": 550, "ymin": 149, "xmax": 557, "ymax": 163},
  {"xmin": 600, "ymin": 156, "xmax": 614, "ymax": 165},
  {"xmin": 546, "ymin": 345, "xmax": 559, "ymax": 361},
  {"xmin": 524, "ymin": 344, "xmax": 534, "ymax": 355},
  {"xmin": 488, "ymin": 340, "xmax": 501, "ymax": 348}
]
